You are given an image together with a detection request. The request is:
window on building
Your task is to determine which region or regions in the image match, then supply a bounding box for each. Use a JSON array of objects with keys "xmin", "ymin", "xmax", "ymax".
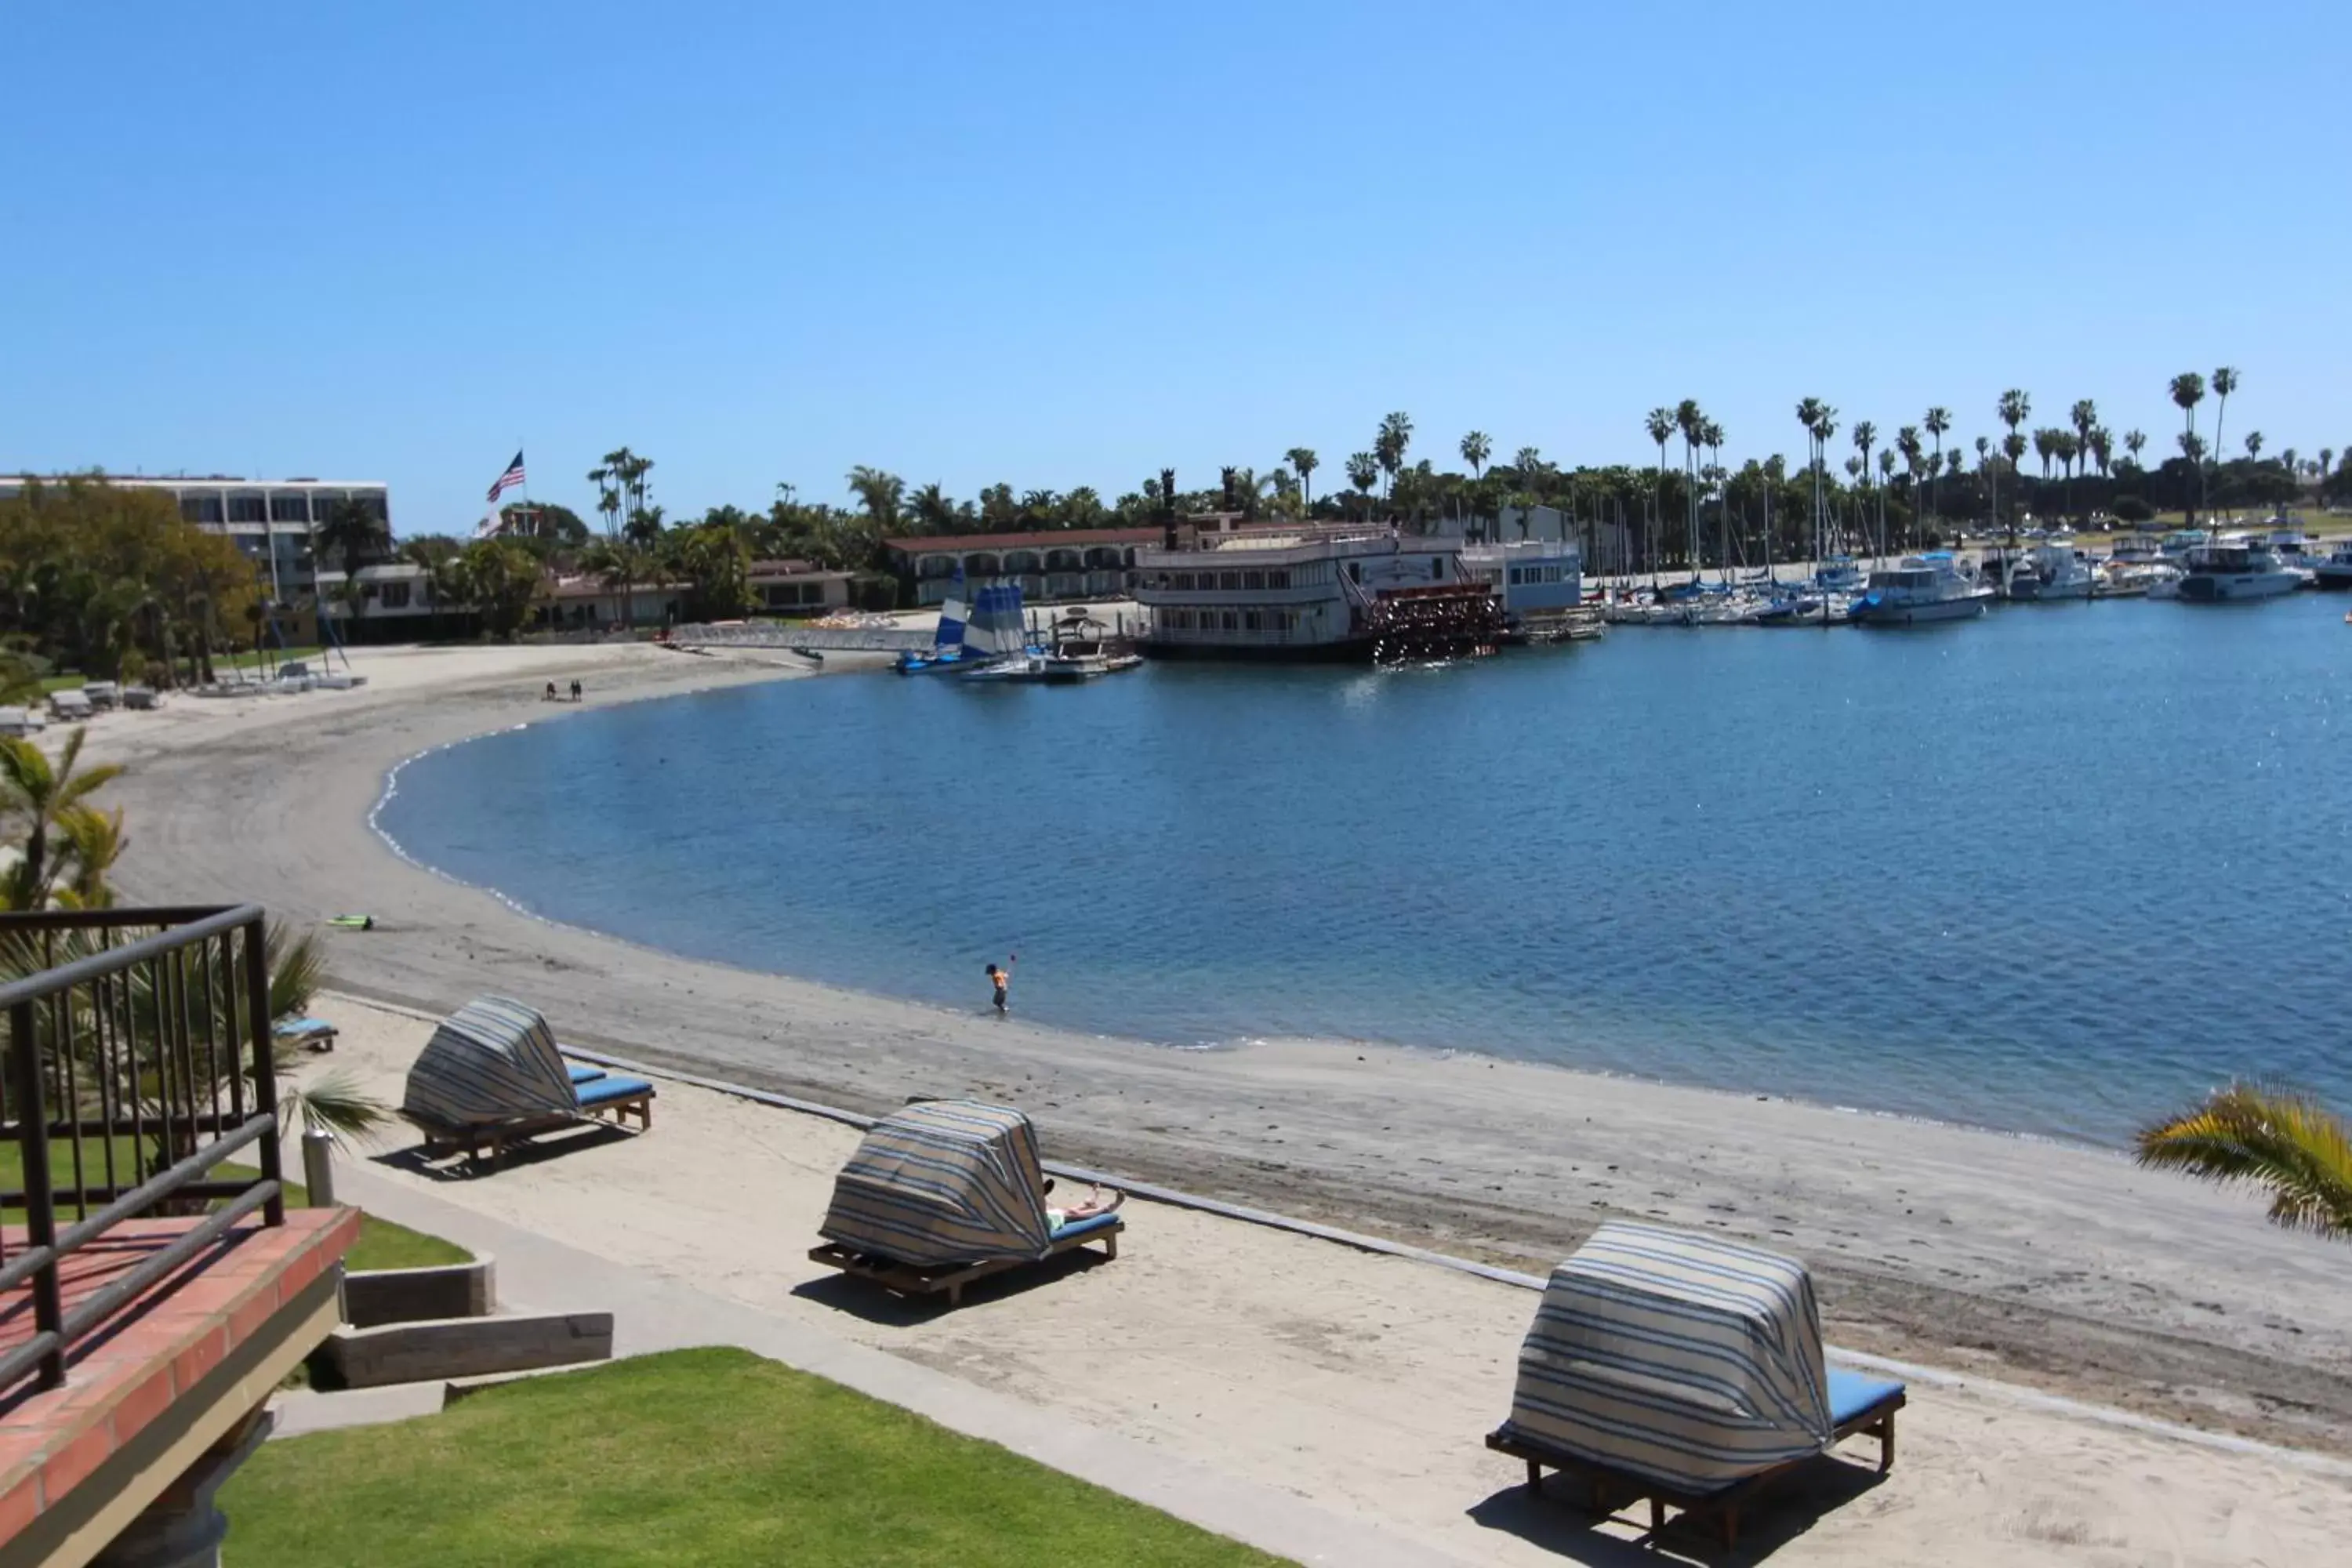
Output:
[
  {"xmin": 1243, "ymin": 610, "xmax": 1261, "ymax": 631},
  {"xmin": 1269, "ymin": 569, "xmax": 1290, "ymax": 589},
  {"xmin": 1215, "ymin": 571, "xmax": 1236, "ymax": 589},
  {"xmin": 1347, "ymin": 561, "xmax": 1361, "ymax": 583},
  {"xmin": 379, "ymin": 583, "xmax": 412, "ymax": 609},
  {"xmin": 180, "ymin": 494, "xmax": 223, "ymax": 524},
  {"xmin": 1221, "ymin": 611, "xmax": 1237, "ymax": 631},
  {"xmin": 1174, "ymin": 572, "xmax": 1194, "ymax": 590},
  {"xmin": 269, "ymin": 492, "xmax": 311, "ymax": 524},
  {"xmin": 1243, "ymin": 570, "xmax": 1265, "ymax": 590},
  {"xmin": 225, "ymin": 492, "xmax": 267, "ymax": 524},
  {"xmin": 1431, "ymin": 557, "xmax": 1444, "ymax": 578},
  {"xmin": 1508, "ymin": 567, "xmax": 1523, "ymax": 585}
]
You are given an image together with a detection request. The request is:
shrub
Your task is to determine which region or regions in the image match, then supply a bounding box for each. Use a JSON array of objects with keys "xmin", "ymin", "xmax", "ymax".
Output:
[{"xmin": 2111, "ymin": 495, "xmax": 2154, "ymax": 524}]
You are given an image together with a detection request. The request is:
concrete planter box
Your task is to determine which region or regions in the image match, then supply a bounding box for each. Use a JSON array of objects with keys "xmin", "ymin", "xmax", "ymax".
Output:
[
  {"xmin": 320, "ymin": 1312, "xmax": 613, "ymax": 1388},
  {"xmin": 341, "ymin": 1258, "xmax": 495, "ymax": 1329}
]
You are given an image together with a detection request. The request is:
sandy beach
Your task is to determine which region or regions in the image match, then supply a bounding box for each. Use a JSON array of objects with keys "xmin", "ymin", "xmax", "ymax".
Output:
[
  {"xmin": 79, "ymin": 637, "xmax": 2352, "ymax": 1459},
  {"xmin": 292, "ymin": 993, "xmax": 2352, "ymax": 1565}
]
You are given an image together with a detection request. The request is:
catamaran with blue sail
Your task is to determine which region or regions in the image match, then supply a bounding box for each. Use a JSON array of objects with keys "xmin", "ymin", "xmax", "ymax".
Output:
[{"xmin": 895, "ymin": 568, "xmax": 990, "ymax": 673}]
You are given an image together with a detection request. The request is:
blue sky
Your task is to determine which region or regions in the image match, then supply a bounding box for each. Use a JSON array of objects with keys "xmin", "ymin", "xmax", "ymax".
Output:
[{"xmin": 5, "ymin": 2, "xmax": 2345, "ymax": 535}]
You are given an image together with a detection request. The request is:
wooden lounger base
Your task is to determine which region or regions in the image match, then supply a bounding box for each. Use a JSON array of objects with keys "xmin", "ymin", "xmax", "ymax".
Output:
[
  {"xmin": 808, "ymin": 1218, "xmax": 1123, "ymax": 1308},
  {"xmin": 406, "ymin": 1093, "xmax": 654, "ymax": 1171},
  {"xmin": 1485, "ymin": 1390, "xmax": 1903, "ymax": 1551}
]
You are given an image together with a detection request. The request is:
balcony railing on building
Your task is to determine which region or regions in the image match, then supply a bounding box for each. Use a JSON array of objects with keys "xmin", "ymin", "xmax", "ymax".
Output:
[{"xmin": 0, "ymin": 906, "xmax": 285, "ymax": 1402}]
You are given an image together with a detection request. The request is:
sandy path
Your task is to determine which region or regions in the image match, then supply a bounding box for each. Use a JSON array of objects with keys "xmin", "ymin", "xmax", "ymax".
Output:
[
  {"xmin": 298, "ymin": 998, "xmax": 2352, "ymax": 1566},
  {"xmin": 81, "ymin": 638, "xmax": 2352, "ymax": 1452}
]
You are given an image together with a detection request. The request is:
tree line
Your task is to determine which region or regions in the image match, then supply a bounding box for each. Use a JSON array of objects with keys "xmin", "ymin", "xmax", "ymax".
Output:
[{"xmin": 0, "ymin": 478, "xmax": 268, "ymax": 688}]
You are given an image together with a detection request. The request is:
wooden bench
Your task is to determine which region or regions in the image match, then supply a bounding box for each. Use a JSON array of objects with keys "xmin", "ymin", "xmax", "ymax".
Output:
[
  {"xmin": 807, "ymin": 1217, "xmax": 1123, "ymax": 1308},
  {"xmin": 1485, "ymin": 1376, "xmax": 1904, "ymax": 1550}
]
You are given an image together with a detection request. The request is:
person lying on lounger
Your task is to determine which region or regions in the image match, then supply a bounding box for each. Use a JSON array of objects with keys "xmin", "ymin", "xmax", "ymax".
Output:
[{"xmin": 1042, "ymin": 1179, "xmax": 1123, "ymax": 1229}]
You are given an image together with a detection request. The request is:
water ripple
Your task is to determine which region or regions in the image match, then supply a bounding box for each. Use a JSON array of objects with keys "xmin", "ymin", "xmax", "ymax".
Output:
[{"xmin": 378, "ymin": 595, "xmax": 2352, "ymax": 1145}]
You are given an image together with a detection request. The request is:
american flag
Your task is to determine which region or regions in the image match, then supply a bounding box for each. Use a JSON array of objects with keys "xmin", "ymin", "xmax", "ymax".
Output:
[{"xmin": 485, "ymin": 450, "xmax": 527, "ymax": 504}]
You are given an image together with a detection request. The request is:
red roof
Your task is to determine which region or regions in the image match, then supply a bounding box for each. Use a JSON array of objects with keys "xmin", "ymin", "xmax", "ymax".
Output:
[{"xmin": 883, "ymin": 528, "xmax": 1157, "ymax": 556}]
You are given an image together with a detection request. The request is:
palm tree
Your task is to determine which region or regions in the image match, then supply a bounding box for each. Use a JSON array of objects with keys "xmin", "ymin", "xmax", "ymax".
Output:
[
  {"xmin": 1700, "ymin": 420, "xmax": 1726, "ymax": 572},
  {"xmin": 1993, "ymin": 391, "xmax": 2030, "ymax": 535},
  {"xmin": 2054, "ymin": 432, "xmax": 2082, "ymax": 518},
  {"xmin": 2089, "ymin": 427, "xmax": 2114, "ymax": 479},
  {"xmin": 2136, "ymin": 1083, "xmax": 2352, "ymax": 1240},
  {"xmin": 1459, "ymin": 431, "xmax": 1491, "ymax": 480},
  {"xmin": 1673, "ymin": 401, "xmax": 1705, "ymax": 572},
  {"xmin": 2070, "ymin": 399, "xmax": 2099, "ymax": 470},
  {"xmin": 0, "ymin": 728, "xmax": 123, "ymax": 909},
  {"xmin": 1922, "ymin": 407, "xmax": 1951, "ymax": 528},
  {"xmin": 2125, "ymin": 429, "xmax": 2147, "ymax": 469},
  {"xmin": 846, "ymin": 467, "xmax": 906, "ymax": 532},
  {"xmin": 1285, "ymin": 448, "xmax": 1319, "ymax": 510},
  {"xmin": 2244, "ymin": 431, "xmax": 2263, "ymax": 462},
  {"xmin": 1345, "ymin": 452, "xmax": 1378, "ymax": 521},
  {"xmin": 2169, "ymin": 372, "xmax": 2207, "ymax": 521},
  {"xmin": 2209, "ymin": 367, "xmax": 2240, "ymax": 510},
  {"xmin": 2032, "ymin": 427, "xmax": 2056, "ymax": 481},
  {"xmin": 586, "ymin": 464, "xmax": 616, "ymax": 535},
  {"xmin": 51, "ymin": 804, "xmax": 126, "ymax": 909},
  {"xmin": 1646, "ymin": 408, "xmax": 1676, "ymax": 577},
  {"xmin": 2322, "ymin": 448, "xmax": 2336, "ymax": 487},
  {"xmin": 315, "ymin": 496, "xmax": 389, "ymax": 586},
  {"xmin": 1374, "ymin": 412, "xmax": 1414, "ymax": 498}
]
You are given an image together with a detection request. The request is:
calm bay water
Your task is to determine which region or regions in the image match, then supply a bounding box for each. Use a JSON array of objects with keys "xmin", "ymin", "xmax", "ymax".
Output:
[{"xmin": 378, "ymin": 594, "xmax": 2352, "ymax": 1145}]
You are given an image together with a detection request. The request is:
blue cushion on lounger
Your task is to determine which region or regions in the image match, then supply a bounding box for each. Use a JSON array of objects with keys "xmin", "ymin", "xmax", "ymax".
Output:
[
  {"xmin": 565, "ymin": 1062, "xmax": 607, "ymax": 1085},
  {"xmin": 1047, "ymin": 1212, "xmax": 1121, "ymax": 1243},
  {"xmin": 575, "ymin": 1073, "xmax": 653, "ymax": 1109},
  {"xmin": 1826, "ymin": 1367, "xmax": 1905, "ymax": 1427},
  {"xmin": 273, "ymin": 1016, "xmax": 335, "ymax": 1040}
]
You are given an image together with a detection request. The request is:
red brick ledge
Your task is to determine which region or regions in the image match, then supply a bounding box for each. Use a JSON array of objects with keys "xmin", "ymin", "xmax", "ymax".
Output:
[{"xmin": 0, "ymin": 1207, "xmax": 359, "ymax": 1544}]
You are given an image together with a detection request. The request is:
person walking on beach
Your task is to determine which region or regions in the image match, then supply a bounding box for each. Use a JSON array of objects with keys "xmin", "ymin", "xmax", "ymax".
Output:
[
  {"xmin": 570, "ymin": 679, "xmax": 583, "ymax": 702},
  {"xmin": 986, "ymin": 956, "xmax": 1015, "ymax": 1014}
]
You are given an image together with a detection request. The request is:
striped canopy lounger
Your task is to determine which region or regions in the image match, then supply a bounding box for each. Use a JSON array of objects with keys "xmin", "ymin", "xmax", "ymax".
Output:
[
  {"xmin": 809, "ymin": 1100, "xmax": 1123, "ymax": 1307},
  {"xmin": 399, "ymin": 996, "xmax": 657, "ymax": 1167},
  {"xmin": 1485, "ymin": 1221, "xmax": 1905, "ymax": 1549}
]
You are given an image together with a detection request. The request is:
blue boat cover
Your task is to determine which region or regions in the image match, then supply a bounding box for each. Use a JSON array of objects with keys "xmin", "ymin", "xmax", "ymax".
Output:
[
  {"xmin": 1498, "ymin": 1221, "xmax": 1834, "ymax": 1494},
  {"xmin": 819, "ymin": 1100, "xmax": 1052, "ymax": 1268},
  {"xmin": 401, "ymin": 996, "xmax": 580, "ymax": 1129}
]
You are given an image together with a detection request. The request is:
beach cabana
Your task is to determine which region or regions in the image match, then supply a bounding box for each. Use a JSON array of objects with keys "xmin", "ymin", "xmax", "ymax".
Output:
[
  {"xmin": 401, "ymin": 995, "xmax": 655, "ymax": 1167},
  {"xmin": 1485, "ymin": 1221, "xmax": 1904, "ymax": 1548},
  {"xmin": 808, "ymin": 1100, "xmax": 1122, "ymax": 1307}
]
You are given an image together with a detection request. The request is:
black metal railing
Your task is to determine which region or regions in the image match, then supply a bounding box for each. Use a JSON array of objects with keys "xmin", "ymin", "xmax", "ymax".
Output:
[{"xmin": 0, "ymin": 906, "xmax": 285, "ymax": 1397}]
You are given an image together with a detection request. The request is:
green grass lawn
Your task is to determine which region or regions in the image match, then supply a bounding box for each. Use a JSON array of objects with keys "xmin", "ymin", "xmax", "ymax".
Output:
[
  {"xmin": 222, "ymin": 1348, "xmax": 1288, "ymax": 1568},
  {"xmin": 0, "ymin": 1141, "xmax": 466, "ymax": 1272}
]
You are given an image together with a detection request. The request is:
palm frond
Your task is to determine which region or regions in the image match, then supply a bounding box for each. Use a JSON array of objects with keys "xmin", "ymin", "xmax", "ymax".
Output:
[
  {"xmin": 265, "ymin": 921, "xmax": 324, "ymax": 1022},
  {"xmin": 280, "ymin": 1070, "xmax": 392, "ymax": 1144},
  {"xmin": 2135, "ymin": 1083, "xmax": 2352, "ymax": 1239}
]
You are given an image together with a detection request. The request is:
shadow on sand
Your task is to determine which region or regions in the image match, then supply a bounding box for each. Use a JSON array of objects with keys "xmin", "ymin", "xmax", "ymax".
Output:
[
  {"xmin": 368, "ymin": 1120, "xmax": 638, "ymax": 1181},
  {"xmin": 789, "ymin": 1244, "xmax": 1116, "ymax": 1326},
  {"xmin": 1465, "ymin": 1454, "xmax": 1889, "ymax": 1566}
]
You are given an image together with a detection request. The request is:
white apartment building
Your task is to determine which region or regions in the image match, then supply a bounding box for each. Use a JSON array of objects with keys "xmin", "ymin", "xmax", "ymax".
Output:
[{"xmin": 0, "ymin": 474, "xmax": 390, "ymax": 603}]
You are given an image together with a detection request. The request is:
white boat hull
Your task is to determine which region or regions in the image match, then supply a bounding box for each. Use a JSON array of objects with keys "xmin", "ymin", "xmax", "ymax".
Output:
[
  {"xmin": 1851, "ymin": 594, "xmax": 1989, "ymax": 626},
  {"xmin": 2009, "ymin": 577, "xmax": 2092, "ymax": 602}
]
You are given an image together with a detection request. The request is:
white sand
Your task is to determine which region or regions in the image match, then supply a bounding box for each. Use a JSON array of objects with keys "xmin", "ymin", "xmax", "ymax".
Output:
[
  {"xmin": 72, "ymin": 637, "xmax": 2352, "ymax": 1455},
  {"xmin": 299, "ymin": 996, "xmax": 2352, "ymax": 1566}
]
